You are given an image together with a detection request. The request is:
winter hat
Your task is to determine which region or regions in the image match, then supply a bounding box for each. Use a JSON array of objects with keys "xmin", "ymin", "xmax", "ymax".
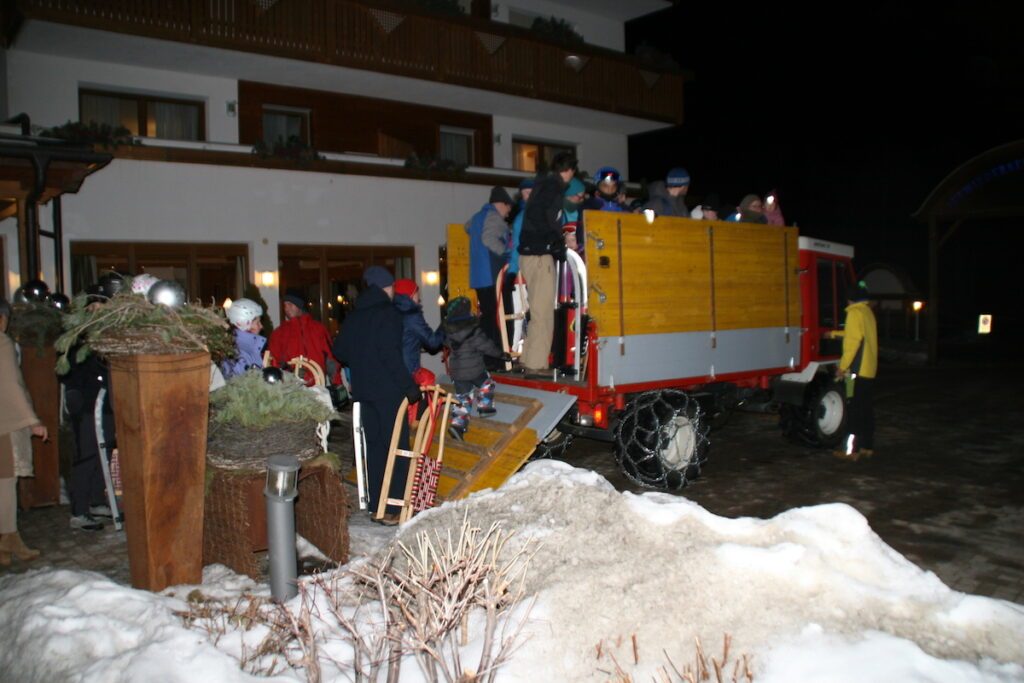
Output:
[
  {"xmin": 283, "ymin": 288, "xmax": 306, "ymax": 310},
  {"xmin": 564, "ymin": 177, "xmax": 585, "ymax": 197},
  {"xmin": 489, "ymin": 186, "xmax": 513, "ymax": 205},
  {"xmin": 363, "ymin": 265, "xmax": 395, "ymax": 290},
  {"xmin": 666, "ymin": 167, "xmax": 691, "ymax": 187},
  {"xmin": 446, "ymin": 296, "xmax": 474, "ymax": 322},
  {"xmin": 518, "ymin": 177, "xmax": 535, "ymax": 191},
  {"xmin": 394, "ymin": 278, "xmax": 418, "ymax": 297},
  {"xmin": 851, "ymin": 280, "xmax": 870, "ymax": 302},
  {"xmin": 739, "ymin": 194, "xmax": 763, "ymax": 212}
]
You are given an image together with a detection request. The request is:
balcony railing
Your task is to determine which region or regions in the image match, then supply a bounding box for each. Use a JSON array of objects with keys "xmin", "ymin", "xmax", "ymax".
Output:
[{"xmin": 13, "ymin": 0, "xmax": 683, "ymax": 124}]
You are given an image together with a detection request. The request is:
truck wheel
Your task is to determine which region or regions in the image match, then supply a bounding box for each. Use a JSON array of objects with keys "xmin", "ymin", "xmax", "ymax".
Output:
[
  {"xmin": 779, "ymin": 377, "xmax": 847, "ymax": 448},
  {"xmin": 531, "ymin": 429, "xmax": 574, "ymax": 460},
  {"xmin": 614, "ymin": 390, "xmax": 709, "ymax": 491}
]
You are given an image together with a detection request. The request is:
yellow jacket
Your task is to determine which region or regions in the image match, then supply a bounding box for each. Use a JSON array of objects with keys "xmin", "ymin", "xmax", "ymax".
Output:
[{"xmin": 837, "ymin": 301, "xmax": 878, "ymax": 378}]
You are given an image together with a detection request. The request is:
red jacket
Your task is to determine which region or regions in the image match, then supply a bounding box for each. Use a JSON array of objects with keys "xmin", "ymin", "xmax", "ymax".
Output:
[{"xmin": 267, "ymin": 314, "xmax": 340, "ymax": 385}]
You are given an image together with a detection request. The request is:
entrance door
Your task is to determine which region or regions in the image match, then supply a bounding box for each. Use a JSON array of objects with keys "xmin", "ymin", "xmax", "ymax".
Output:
[{"xmin": 278, "ymin": 244, "xmax": 414, "ymax": 337}]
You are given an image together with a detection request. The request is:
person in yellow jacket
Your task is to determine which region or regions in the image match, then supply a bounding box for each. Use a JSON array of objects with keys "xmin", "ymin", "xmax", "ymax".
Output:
[{"xmin": 831, "ymin": 281, "xmax": 878, "ymax": 460}]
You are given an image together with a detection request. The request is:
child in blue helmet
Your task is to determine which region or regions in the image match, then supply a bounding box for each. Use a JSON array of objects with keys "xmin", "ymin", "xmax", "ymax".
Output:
[
  {"xmin": 584, "ymin": 166, "xmax": 628, "ymax": 212},
  {"xmin": 443, "ymin": 296, "xmax": 505, "ymax": 440}
]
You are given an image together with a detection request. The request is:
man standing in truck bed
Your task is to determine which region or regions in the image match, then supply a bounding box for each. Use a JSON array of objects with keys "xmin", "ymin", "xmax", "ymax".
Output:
[
  {"xmin": 834, "ymin": 281, "xmax": 878, "ymax": 460},
  {"xmin": 516, "ymin": 151, "xmax": 578, "ymax": 374}
]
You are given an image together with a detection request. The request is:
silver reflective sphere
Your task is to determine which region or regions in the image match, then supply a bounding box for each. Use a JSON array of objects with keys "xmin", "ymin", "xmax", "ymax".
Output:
[{"xmin": 147, "ymin": 280, "xmax": 186, "ymax": 308}]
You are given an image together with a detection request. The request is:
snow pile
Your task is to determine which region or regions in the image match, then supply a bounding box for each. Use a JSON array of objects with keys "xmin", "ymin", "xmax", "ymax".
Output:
[{"xmin": 1, "ymin": 460, "xmax": 1022, "ymax": 682}]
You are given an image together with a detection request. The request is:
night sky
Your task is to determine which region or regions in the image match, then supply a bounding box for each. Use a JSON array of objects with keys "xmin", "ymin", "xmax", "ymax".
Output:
[{"xmin": 625, "ymin": 3, "xmax": 1022, "ymax": 319}]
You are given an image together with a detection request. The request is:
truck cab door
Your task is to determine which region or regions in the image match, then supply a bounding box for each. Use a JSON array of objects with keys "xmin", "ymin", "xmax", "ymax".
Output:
[{"xmin": 813, "ymin": 256, "xmax": 854, "ymax": 358}]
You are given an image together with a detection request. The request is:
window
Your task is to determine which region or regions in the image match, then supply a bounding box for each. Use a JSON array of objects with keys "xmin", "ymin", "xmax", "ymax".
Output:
[
  {"xmin": 439, "ymin": 126, "xmax": 474, "ymax": 167},
  {"xmin": 70, "ymin": 241, "xmax": 247, "ymax": 305},
  {"xmin": 262, "ymin": 106, "xmax": 310, "ymax": 147},
  {"xmin": 79, "ymin": 89, "xmax": 204, "ymax": 141},
  {"xmin": 512, "ymin": 139, "xmax": 576, "ymax": 173}
]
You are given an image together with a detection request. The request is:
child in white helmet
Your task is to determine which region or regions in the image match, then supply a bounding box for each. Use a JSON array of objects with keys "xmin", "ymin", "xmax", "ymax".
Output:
[{"xmin": 221, "ymin": 298, "xmax": 266, "ymax": 379}]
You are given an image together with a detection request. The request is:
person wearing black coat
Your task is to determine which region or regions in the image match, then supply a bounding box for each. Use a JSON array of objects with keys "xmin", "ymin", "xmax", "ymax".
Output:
[
  {"xmin": 333, "ymin": 266, "xmax": 420, "ymax": 517},
  {"xmin": 517, "ymin": 151, "xmax": 578, "ymax": 372}
]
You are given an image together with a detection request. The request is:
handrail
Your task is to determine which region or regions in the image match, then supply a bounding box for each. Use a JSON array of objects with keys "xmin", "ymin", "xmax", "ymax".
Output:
[{"xmin": 14, "ymin": 0, "xmax": 683, "ymax": 124}]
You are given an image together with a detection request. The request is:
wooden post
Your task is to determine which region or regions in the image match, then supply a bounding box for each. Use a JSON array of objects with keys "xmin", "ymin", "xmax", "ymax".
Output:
[
  {"xmin": 17, "ymin": 345, "xmax": 61, "ymax": 508},
  {"xmin": 109, "ymin": 352, "xmax": 210, "ymax": 591}
]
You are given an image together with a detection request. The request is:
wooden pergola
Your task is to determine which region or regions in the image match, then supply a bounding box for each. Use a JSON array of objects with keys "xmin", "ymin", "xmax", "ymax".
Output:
[
  {"xmin": 913, "ymin": 139, "xmax": 1024, "ymax": 363},
  {"xmin": 1, "ymin": 118, "xmax": 112, "ymax": 291}
]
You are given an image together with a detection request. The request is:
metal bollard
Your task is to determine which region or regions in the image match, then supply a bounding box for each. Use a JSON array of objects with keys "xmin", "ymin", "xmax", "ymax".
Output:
[{"xmin": 265, "ymin": 454, "xmax": 300, "ymax": 601}]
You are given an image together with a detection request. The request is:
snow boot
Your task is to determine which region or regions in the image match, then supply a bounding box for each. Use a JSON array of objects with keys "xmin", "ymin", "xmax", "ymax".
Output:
[{"xmin": 0, "ymin": 532, "xmax": 41, "ymax": 561}]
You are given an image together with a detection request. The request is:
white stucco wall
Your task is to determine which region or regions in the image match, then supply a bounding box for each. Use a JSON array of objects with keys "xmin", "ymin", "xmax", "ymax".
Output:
[
  {"xmin": 492, "ymin": 1, "xmax": 625, "ymax": 52},
  {"xmin": 5, "ymin": 50, "xmax": 239, "ymax": 143},
  {"xmin": 492, "ymin": 115, "xmax": 627, "ymax": 178},
  {"xmin": 2, "ymin": 158, "xmax": 510, "ymax": 373}
]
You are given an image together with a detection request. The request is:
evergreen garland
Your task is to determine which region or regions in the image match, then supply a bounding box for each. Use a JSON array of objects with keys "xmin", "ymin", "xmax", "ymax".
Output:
[
  {"xmin": 210, "ymin": 369, "xmax": 337, "ymax": 429},
  {"xmin": 8, "ymin": 302, "xmax": 63, "ymax": 349},
  {"xmin": 55, "ymin": 292, "xmax": 233, "ymax": 375}
]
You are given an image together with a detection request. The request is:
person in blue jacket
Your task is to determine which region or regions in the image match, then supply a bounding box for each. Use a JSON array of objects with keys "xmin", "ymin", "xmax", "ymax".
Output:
[
  {"xmin": 221, "ymin": 298, "xmax": 267, "ymax": 379},
  {"xmin": 393, "ymin": 278, "xmax": 443, "ymax": 375},
  {"xmin": 584, "ymin": 166, "xmax": 629, "ymax": 212},
  {"xmin": 465, "ymin": 186, "xmax": 513, "ymax": 349}
]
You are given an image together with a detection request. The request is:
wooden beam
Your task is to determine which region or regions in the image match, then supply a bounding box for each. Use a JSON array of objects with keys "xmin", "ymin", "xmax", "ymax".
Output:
[{"xmin": 927, "ymin": 217, "xmax": 939, "ymax": 365}]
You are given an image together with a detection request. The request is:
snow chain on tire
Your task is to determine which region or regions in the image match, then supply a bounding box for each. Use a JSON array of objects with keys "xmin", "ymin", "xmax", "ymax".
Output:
[{"xmin": 614, "ymin": 389, "xmax": 710, "ymax": 491}]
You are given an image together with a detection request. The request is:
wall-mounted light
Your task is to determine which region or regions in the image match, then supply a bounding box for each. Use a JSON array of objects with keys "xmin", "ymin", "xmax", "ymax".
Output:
[
  {"xmin": 437, "ymin": 295, "xmax": 446, "ymax": 307},
  {"xmin": 422, "ymin": 270, "xmax": 440, "ymax": 286},
  {"xmin": 257, "ymin": 271, "xmax": 277, "ymax": 287},
  {"xmin": 912, "ymin": 300, "xmax": 924, "ymax": 312},
  {"xmin": 222, "ymin": 297, "xmax": 233, "ymax": 310}
]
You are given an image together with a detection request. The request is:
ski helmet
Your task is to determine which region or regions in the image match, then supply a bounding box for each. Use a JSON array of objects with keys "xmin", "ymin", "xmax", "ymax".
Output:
[{"xmin": 226, "ymin": 298, "xmax": 263, "ymax": 328}]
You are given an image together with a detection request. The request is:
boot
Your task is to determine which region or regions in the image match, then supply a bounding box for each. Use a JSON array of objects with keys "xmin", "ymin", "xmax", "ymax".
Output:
[
  {"xmin": 0, "ymin": 532, "xmax": 41, "ymax": 561},
  {"xmin": 0, "ymin": 551, "xmax": 10, "ymax": 567}
]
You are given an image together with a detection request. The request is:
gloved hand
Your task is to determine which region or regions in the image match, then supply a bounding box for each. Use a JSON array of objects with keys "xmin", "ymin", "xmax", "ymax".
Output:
[{"xmin": 406, "ymin": 385, "xmax": 423, "ymax": 404}]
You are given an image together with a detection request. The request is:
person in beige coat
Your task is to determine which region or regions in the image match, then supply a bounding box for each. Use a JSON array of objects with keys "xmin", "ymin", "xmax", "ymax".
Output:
[{"xmin": 0, "ymin": 296, "xmax": 48, "ymax": 564}]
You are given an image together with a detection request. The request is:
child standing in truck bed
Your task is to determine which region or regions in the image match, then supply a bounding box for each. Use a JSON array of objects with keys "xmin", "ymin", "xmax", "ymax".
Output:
[{"xmin": 443, "ymin": 296, "xmax": 505, "ymax": 440}]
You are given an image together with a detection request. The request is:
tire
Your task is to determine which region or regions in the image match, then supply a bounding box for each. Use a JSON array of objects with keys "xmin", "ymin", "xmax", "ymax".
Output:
[
  {"xmin": 530, "ymin": 428, "xmax": 574, "ymax": 460},
  {"xmin": 613, "ymin": 390, "xmax": 709, "ymax": 491},
  {"xmin": 779, "ymin": 376, "xmax": 847, "ymax": 448}
]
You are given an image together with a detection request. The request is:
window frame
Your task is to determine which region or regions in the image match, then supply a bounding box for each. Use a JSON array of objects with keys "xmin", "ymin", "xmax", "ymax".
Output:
[
  {"xmin": 438, "ymin": 125, "xmax": 476, "ymax": 167},
  {"xmin": 261, "ymin": 104, "xmax": 312, "ymax": 147},
  {"xmin": 79, "ymin": 88, "xmax": 206, "ymax": 141},
  {"xmin": 511, "ymin": 137, "xmax": 577, "ymax": 173}
]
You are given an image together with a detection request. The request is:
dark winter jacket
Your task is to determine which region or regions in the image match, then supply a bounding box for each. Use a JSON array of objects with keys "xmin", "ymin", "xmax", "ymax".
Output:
[
  {"xmin": 643, "ymin": 181, "xmax": 689, "ymax": 217},
  {"xmin": 518, "ymin": 173, "xmax": 567, "ymax": 259},
  {"xmin": 444, "ymin": 317, "xmax": 503, "ymax": 383},
  {"xmin": 394, "ymin": 294, "xmax": 444, "ymax": 373},
  {"xmin": 333, "ymin": 286, "xmax": 417, "ymax": 402}
]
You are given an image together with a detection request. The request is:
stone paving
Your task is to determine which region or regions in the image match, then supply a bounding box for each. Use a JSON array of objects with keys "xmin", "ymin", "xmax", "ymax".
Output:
[{"xmin": 3, "ymin": 361, "xmax": 1022, "ymax": 606}]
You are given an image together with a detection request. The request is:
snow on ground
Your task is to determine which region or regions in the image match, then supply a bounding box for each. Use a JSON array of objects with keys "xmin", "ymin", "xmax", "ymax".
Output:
[{"xmin": 1, "ymin": 460, "xmax": 1022, "ymax": 682}]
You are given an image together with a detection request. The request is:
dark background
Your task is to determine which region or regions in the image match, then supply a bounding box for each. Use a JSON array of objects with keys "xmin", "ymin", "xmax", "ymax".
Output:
[{"xmin": 625, "ymin": 4, "xmax": 1022, "ymax": 337}]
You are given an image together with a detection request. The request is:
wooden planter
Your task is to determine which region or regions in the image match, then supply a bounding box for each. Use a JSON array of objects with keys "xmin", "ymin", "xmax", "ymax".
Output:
[
  {"xmin": 17, "ymin": 345, "xmax": 61, "ymax": 508},
  {"xmin": 109, "ymin": 352, "xmax": 210, "ymax": 591}
]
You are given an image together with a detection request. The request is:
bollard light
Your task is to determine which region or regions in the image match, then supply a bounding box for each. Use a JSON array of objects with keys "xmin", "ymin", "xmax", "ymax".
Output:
[{"xmin": 265, "ymin": 454, "xmax": 300, "ymax": 601}]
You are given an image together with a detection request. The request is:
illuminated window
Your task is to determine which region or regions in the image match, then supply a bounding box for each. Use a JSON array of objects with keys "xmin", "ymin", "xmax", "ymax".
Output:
[{"xmin": 512, "ymin": 139, "xmax": 576, "ymax": 173}]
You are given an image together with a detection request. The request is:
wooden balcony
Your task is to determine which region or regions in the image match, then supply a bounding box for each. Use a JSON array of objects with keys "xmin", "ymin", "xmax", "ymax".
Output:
[{"xmin": 10, "ymin": 0, "xmax": 683, "ymax": 125}]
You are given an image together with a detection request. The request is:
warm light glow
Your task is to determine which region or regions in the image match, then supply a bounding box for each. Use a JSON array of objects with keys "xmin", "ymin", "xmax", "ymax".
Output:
[
  {"xmin": 336, "ymin": 294, "xmax": 343, "ymax": 303},
  {"xmin": 643, "ymin": 209, "xmax": 655, "ymax": 224},
  {"xmin": 912, "ymin": 300, "xmax": 924, "ymax": 312},
  {"xmin": 978, "ymin": 314, "xmax": 992, "ymax": 335},
  {"xmin": 766, "ymin": 194, "xmax": 776, "ymax": 205},
  {"xmin": 258, "ymin": 271, "xmax": 277, "ymax": 287},
  {"xmin": 593, "ymin": 404, "xmax": 605, "ymax": 426},
  {"xmin": 222, "ymin": 297, "xmax": 233, "ymax": 309},
  {"xmin": 422, "ymin": 270, "xmax": 440, "ymax": 286},
  {"xmin": 437, "ymin": 295, "xmax": 446, "ymax": 307}
]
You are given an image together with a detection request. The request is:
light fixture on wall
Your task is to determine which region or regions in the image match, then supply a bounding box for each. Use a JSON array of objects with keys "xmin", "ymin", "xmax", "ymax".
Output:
[
  {"xmin": 257, "ymin": 271, "xmax": 277, "ymax": 287},
  {"xmin": 421, "ymin": 270, "xmax": 440, "ymax": 286}
]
